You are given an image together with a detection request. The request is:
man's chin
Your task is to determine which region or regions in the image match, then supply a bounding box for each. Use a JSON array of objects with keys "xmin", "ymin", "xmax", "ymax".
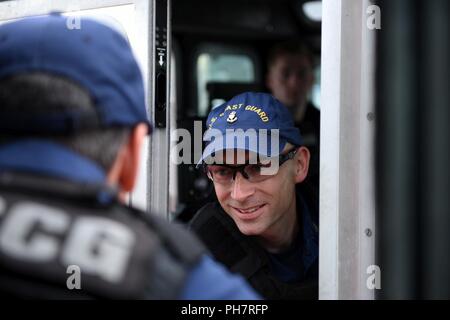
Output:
[
  {"xmin": 234, "ymin": 220, "xmax": 267, "ymax": 237},
  {"xmin": 283, "ymin": 100, "xmax": 299, "ymax": 109},
  {"xmin": 237, "ymin": 226, "xmax": 261, "ymax": 237},
  {"xmin": 279, "ymin": 98, "xmax": 294, "ymax": 107}
]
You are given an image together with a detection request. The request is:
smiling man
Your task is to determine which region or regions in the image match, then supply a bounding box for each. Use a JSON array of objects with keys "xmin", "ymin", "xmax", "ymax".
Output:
[{"xmin": 189, "ymin": 92, "xmax": 319, "ymax": 299}]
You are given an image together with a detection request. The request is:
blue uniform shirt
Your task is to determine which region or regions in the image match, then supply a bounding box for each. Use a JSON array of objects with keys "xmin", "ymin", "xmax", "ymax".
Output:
[
  {"xmin": 268, "ymin": 193, "xmax": 319, "ymax": 283},
  {"xmin": 0, "ymin": 139, "xmax": 260, "ymax": 300}
]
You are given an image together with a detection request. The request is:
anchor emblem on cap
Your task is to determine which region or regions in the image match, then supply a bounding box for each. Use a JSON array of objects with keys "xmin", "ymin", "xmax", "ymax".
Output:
[{"xmin": 227, "ymin": 111, "xmax": 238, "ymax": 123}]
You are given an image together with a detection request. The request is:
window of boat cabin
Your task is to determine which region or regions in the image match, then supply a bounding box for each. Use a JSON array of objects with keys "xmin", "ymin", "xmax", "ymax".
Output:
[{"xmin": 195, "ymin": 44, "xmax": 259, "ymax": 117}]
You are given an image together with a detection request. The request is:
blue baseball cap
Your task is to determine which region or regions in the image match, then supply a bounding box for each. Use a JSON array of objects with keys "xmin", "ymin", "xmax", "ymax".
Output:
[
  {"xmin": 0, "ymin": 13, "xmax": 151, "ymax": 134},
  {"xmin": 197, "ymin": 92, "xmax": 303, "ymax": 166}
]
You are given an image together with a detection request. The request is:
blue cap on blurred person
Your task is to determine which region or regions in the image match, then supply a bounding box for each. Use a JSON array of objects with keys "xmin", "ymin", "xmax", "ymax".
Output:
[
  {"xmin": 0, "ymin": 13, "xmax": 151, "ymax": 133},
  {"xmin": 197, "ymin": 92, "xmax": 303, "ymax": 166}
]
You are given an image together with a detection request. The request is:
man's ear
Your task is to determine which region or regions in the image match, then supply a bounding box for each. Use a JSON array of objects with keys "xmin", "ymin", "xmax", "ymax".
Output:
[
  {"xmin": 118, "ymin": 123, "xmax": 148, "ymax": 193},
  {"xmin": 294, "ymin": 146, "xmax": 310, "ymax": 184}
]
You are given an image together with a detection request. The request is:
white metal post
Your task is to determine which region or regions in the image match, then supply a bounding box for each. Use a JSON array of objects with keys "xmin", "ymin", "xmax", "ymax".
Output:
[
  {"xmin": 320, "ymin": 0, "xmax": 376, "ymax": 299},
  {"xmin": 128, "ymin": 0, "xmax": 152, "ymax": 212},
  {"xmin": 146, "ymin": 0, "xmax": 171, "ymax": 219}
]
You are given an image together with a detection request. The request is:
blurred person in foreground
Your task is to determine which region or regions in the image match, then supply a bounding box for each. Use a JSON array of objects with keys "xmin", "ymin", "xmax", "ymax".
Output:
[{"xmin": 0, "ymin": 14, "xmax": 259, "ymax": 299}]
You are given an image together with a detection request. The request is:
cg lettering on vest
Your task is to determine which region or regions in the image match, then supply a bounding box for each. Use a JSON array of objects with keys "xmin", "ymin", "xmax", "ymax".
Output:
[{"xmin": 0, "ymin": 201, "xmax": 135, "ymax": 284}]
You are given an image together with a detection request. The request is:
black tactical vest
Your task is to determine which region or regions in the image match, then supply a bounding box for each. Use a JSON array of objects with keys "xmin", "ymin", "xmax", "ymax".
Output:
[
  {"xmin": 0, "ymin": 172, "xmax": 205, "ymax": 299},
  {"xmin": 189, "ymin": 187, "xmax": 319, "ymax": 300}
]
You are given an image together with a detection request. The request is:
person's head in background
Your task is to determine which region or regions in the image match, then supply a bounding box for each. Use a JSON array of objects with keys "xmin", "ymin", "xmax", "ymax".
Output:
[
  {"xmin": 266, "ymin": 41, "xmax": 315, "ymax": 123},
  {"xmin": 0, "ymin": 14, "xmax": 150, "ymax": 202},
  {"xmin": 0, "ymin": 73, "xmax": 147, "ymax": 203}
]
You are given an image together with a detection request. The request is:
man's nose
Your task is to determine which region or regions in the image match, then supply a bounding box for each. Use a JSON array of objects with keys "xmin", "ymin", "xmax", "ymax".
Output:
[
  {"xmin": 231, "ymin": 172, "xmax": 255, "ymax": 201},
  {"xmin": 287, "ymin": 74, "xmax": 301, "ymax": 89}
]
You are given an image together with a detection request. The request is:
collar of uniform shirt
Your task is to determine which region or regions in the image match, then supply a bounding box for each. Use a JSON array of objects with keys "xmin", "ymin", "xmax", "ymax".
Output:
[
  {"xmin": 268, "ymin": 192, "xmax": 318, "ymax": 282},
  {"xmin": 0, "ymin": 139, "xmax": 106, "ymax": 184},
  {"xmin": 298, "ymin": 193, "xmax": 319, "ymax": 273}
]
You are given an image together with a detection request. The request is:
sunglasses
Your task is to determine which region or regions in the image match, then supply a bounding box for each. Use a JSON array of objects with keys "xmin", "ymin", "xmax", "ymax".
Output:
[{"xmin": 204, "ymin": 148, "xmax": 298, "ymax": 185}]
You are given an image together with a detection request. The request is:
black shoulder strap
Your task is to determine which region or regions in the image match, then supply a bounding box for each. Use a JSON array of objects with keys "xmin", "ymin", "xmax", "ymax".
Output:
[{"xmin": 127, "ymin": 205, "xmax": 205, "ymax": 269}]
